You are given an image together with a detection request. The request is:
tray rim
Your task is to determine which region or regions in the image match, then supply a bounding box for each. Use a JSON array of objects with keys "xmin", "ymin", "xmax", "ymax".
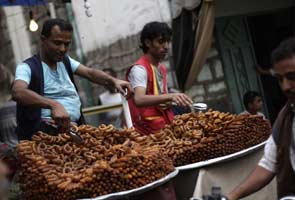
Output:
[
  {"xmin": 176, "ymin": 141, "xmax": 267, "ymax": 171},
  {"xmin": 79, "ymin": 169, "xmax": 179, "ymax": 200}
]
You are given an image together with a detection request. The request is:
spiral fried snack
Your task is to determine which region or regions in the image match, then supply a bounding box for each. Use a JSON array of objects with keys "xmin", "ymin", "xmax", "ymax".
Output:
[
  {"xmin": 17, "ymin": 126, "xmax": 174, "ymax": 200},
  {"xmin": 18, "ymin": 111, "xmax": 270, "ymax": 199},
  {"xmin": 166, "ymin": 112, "xmax": 269, "ymax": 166},
  {"xmin": 134, "ymin": 111, "xmax": 271, "ymax": 166}
]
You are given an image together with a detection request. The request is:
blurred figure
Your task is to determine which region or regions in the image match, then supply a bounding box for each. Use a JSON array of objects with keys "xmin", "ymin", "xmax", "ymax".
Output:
[
  {"xmin": 256, "ymin": 64, "xmax": 287, "ymax": 124},
  {"xmin": 227, "ymin": 37, "xmax": 295, "ymax": 200},
  {"xmin": 0, "ymin": 160, "xmax": 9, "ymax": 200},
  {"xmin": 0, "ymin": 64, "xmax": 18, "ymax": 182},
  {"xmin": 98, "ymin": 68, "xmax": 123, "ymax": 127},
  {"xmin": 240, "ymin": 90, "xmax": 266, "ymax": 119},
  {"xmin": 0, "ymin": 64, "xmax": 18, "ymax": 147}
]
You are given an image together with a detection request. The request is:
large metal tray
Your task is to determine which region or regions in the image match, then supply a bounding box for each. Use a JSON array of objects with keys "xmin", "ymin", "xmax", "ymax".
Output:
[
  {"xmin": 80, "ymin": 169, "xmax": 179, "ymax": 200},
  {"xmin": 176, "ymin": 141, "xmax": 266, "ymax": 171}
]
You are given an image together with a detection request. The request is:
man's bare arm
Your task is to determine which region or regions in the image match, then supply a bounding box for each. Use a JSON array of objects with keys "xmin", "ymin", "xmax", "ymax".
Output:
[
  {"xmin": 12, "ymin": 80, "xmax": 57, "ymax": 108},
  {"xmin": 227, "ymin": 166, "xmax": 275, "ymax": 200},
  {"xmin": 12, "ymin": 80, "xmax": 70, "ymax": 128},
  {"xmin": 133, "ymin": 87, "xmax": 192, "ymax": 107},
  {"xmin": 75, "ymin": 64, "xmax": 133, "ymax": 98}
]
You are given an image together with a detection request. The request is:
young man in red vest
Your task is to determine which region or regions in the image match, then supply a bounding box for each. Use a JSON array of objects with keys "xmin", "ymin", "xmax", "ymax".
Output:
[{"xmin": 126, "ymin": 21, "xmax": 192, "ymax": 135}]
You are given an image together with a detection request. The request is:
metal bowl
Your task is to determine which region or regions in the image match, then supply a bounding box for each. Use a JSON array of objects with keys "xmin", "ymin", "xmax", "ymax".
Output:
[{"xmin": 280, "ymin": 196, "xmax": 295, "ymax": 200}]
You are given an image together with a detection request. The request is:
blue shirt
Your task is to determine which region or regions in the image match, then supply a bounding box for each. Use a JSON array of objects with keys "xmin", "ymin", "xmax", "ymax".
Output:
[{"xmin": 15, "ymin": 56, "xmax": 82, "ymax": 122}]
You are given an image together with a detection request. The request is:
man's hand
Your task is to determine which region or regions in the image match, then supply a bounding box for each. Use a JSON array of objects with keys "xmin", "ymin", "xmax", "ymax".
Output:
[
  {"xmin": 50, "ymin": 101, "xmax": 70, "ymax": 133},
  {"xmin": 112, "ymin": 78, "xmax": 134, "ymax": 99},
  {"xmin": 158, "ymin": 102, "xmax": 172, "ymax": 110},
  {"xmin": 170, "ymin": 93, "xmax": 193, "ymax": 107}
]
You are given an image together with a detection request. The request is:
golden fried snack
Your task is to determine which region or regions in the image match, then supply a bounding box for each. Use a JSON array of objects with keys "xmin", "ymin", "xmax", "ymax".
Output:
[{"xmin": 17, "ymin": 125, "xmax": 174, "ymax": 200}]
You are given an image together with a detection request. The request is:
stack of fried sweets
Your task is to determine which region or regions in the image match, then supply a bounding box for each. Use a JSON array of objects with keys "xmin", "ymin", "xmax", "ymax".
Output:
[
  {"xmin": 17, "ymin": 110, "xmax": 271, "ymax": 199},
  {"xmin": 139, "ymin": 111, "xmax": 271, "ymax": 166},
  {"xmin": 17, "ymin": 125, "xmax": 174, "ymax": 200}
]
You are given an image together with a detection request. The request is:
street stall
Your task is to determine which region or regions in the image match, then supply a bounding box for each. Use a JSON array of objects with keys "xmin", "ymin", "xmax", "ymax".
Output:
[{"xmin": 16, "ymin": 108, "xmax": 271, "ymax": 200}]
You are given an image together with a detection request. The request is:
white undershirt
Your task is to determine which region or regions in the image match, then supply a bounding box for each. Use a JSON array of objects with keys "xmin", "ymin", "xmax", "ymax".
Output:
[
  {"xmin": 128, "ymin": 65, "xmax": 166, "ymax": 94},
  {"xmin": 240, "ymin": 110, "xmax": 266, "ymax": 120},
  {"xmin": 258, "ymin": 117, "xmax": 295, "ymax": 173}
]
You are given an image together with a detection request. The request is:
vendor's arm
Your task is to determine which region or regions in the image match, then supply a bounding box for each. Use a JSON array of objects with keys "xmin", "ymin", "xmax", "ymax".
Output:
[
  {"xmin": 12, "ymin": 64, "xmax": 70, "ymax": 129},
  {"xmin": 128, "ymin": 65, "xmax": 192, "ymax": 107},
  {"xmin": 227, "ymin": 136, "xmax": 277, "ymax": 200},
  {"xmin": 75, "ymin": 64, "xmax": 133, "ymax": 98},
  {"xmin": 134, "ymin": 86, "xmax": 192, "ymax": 107},
  {"xmin": 12, "ymin": 80, "xmax": 70, "ymax": 128},
  {"xmin": 227, "ymin": 166, "xmax": 275, "ymax": 200}
]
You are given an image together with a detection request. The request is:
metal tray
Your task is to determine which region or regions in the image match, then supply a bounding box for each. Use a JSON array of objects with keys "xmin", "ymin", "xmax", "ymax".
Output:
[
  {"xmin": 176, "ymin": 141, "xmax": 267, "ymax": 171},
  {"xmin": 79, "ymin": 169, "xmax": 179, "ymax": 200}
]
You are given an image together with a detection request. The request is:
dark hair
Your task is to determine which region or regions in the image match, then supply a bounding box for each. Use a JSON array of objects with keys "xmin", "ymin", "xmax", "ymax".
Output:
[
  {"xmin": 243, "ymin": 91, "xmax": 261, "ymax": 109},
  {"xmin": 103, "ymin": 68, "xmax": 117, "ymax": 78},
  {"xmin": 140, "ymin": 21, "xmax": 172, "ymax": 53},
  {"xmin": 41, "ymin": 18, "xmax": 73, "ymax": 38},
  {"xmin": 271, "ymin": 37, "xmax": 295, "ymax": 65}
]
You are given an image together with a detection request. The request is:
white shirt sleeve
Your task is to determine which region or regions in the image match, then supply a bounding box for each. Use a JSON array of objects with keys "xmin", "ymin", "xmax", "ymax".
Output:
[
  {"xmin": 128, "ymin": 65, "xmax": 148, "ymax": 89},
  {"xmin": 68, "ymin": 56, "xmax": 80, "ymax": 73},
  {"xmin": 15, "ymin": 63, "xmax": 31, "ymax": 84},
  {"xmin": 258, "ymin": 136, "xmax": 277, "ymax": 173}
]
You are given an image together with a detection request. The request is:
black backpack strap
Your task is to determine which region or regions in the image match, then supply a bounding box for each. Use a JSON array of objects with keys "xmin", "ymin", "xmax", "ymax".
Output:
[
  {"xmin": 23, "ymin": 54, "xmax": 44, "ymax": 95},
  {"xmin": 62, "ymin": 55, "xmax": 86, "ymax": 125},
  {"xmin": 63, "ymin": 55, "xmax": 78, "ymax": 91}
]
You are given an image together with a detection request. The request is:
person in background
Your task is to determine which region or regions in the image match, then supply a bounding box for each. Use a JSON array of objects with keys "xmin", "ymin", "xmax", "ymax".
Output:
[
  {"xmin": 0, "ymin": 161, "xmax": 9, "ymax": 200},
  {"xmin": 98, "ymin": 68, "xmax": 123, "ymax": 128},
  {"xmin": 126, "ymin": 21, "xmax": 192, "ymax": 135},
  {"xmin": 0, "ymin": 64, "xmax": 18, "ymax": 148},
  {"xmin": 12, "ymin": 18, "xmax": 132, "ymax": 140},
  {"xmin": 240, "ymin": 90, "xmax": 266, "ymax": 119},
  {"xmin": 227, "ymin": 37, "xmax": 295, "ymax": 200},
  {"xmin": 0, "ymin": 64, "xmax": 18, "ymax": 183},
  {"xmin": 256, "ymin": 64, "xmax": 287, "ymax": 124}
]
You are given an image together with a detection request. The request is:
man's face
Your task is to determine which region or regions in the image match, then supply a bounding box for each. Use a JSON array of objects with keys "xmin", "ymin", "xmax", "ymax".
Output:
[
  {"xmin": 41, "ymin": 25, "xmax": 72, "ymax": 62},
  {"xmin": 274, "ymin": 56, "xmax": 295, "ymax": 102},
  {"xmin": 146, "ymin": 36, "xmax": 169, "ymax": 61}
]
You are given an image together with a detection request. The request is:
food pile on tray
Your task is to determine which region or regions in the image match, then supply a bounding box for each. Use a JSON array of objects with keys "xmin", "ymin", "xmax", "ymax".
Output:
[
  {"xmin": 17, "ymin": 110, "xmax": 270, "ymax": 199},
  {"xmin": 17, "ymin": 124, "xmax": 174, "ymax": 200},
  {"xmin": 137, "ymin": 110, "xmax": 271, "ymax": 166}
]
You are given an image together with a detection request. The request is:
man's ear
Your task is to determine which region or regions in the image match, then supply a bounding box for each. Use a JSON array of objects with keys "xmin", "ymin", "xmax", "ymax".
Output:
[{"xmin": 144, "ymin": 39, "xmax": 152, "ymax": 48}]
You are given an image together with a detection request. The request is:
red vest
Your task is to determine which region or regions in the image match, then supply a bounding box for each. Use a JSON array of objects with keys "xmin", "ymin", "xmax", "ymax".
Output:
[{"xmin": 126, "ymin": 55, "xmax": 174, "ymax": 135}]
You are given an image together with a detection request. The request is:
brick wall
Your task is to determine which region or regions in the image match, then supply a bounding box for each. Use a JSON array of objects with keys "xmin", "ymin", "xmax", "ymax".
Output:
[
  {"xmin": 83, "ymin": 33, "xmax": 232, "ymax": 112},
  {"xmin": 84, "ymin": 33, "xmax": 177, "ymax": 106},
  {"xmin": 186, "ymin": 43, "xmax": 232, "ymax": 112}
]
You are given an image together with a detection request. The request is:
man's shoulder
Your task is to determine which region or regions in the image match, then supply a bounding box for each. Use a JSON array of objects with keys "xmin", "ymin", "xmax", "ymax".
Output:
[
  {"xmin": 22, "ymin": 55, "xmax": 40, "ymax": 65},
  {"xmin": 257, "ymin": 112, "xmax": 266, "ymax": 117},
  {"xmin": 240, "ymin": 110, "xmax": 249, "ymax": 115},
  {"xmin": 130, "ymin": 65, "xmax": 146, "ymax": 73},
  {"xmin": 16, "ymin": 62, "xmax": 30, "ymax": 69}
]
